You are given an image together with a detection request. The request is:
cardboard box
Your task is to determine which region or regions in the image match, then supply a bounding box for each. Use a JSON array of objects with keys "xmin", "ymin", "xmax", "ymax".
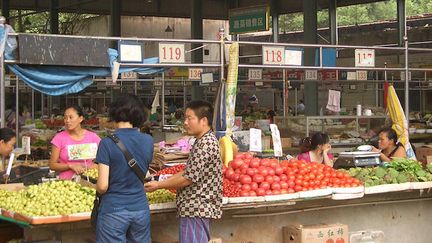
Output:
[
  {"xmin": 415, "ymin": 145, "xmax": 432, "ymax": 165},
  {"xmin": 283, "ymin": 223, "xmax": 348, "ymax": 243}
]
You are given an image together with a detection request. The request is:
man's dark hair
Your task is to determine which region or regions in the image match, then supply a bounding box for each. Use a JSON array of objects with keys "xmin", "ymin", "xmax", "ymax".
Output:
[
  {"xmin": 0, "ymin": 128, "xmax": 15, "ymax": 143},
  {"xmin": 186, "ymin": 100, "xmax": 213, "ymax": 127},
  {"xmin": 109, "ymin": 94, "xmax": 145, "ymax": 128}
]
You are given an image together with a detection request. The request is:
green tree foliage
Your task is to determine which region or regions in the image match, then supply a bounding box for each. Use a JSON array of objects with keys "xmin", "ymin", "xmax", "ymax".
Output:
[{"xmin": 279, "ymin": 0, "xmax": 432, "ymax": 33}]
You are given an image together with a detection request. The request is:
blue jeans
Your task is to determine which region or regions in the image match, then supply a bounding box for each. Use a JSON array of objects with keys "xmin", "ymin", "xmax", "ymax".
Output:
[{"xmin": 96, "ymin": 209, "xmax": 151, "ymax": 243}]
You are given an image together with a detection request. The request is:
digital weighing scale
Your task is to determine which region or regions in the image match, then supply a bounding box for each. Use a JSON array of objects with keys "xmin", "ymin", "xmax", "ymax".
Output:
[{"xmin": 333, "ymin": 151, "xmax": 381, "ymax": 169}]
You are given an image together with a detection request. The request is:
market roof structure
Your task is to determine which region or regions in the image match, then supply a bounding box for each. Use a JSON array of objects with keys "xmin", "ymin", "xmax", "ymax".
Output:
[{"xmin": 5, "ymin": 0, "xmax": 384, "ymax": 19}]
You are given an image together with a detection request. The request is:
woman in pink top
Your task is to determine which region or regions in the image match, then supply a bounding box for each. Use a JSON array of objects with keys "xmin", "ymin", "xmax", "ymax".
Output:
[
  {"xmin": 297, "ymin": 132, "xmax": 334, "ymax": 167},
  {"xmin": 49, "ymin": 105, "xmax": 101, "ymax": 180}
]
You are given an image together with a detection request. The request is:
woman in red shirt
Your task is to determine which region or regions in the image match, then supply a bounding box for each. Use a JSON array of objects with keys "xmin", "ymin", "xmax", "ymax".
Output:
[{"xmin": 297, "ymin": 132, "xmax": 334, "ymax": 167}]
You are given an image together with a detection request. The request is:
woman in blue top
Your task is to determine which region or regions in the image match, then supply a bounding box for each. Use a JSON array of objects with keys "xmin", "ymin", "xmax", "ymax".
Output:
[{"xmin": 96, "ymin": 94, "xmax": 153, "ymax": 243}]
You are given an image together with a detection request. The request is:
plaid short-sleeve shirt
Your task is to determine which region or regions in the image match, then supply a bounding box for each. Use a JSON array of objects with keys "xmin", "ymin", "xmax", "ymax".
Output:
[{"xmin": 177, "ymin": 131, "xmax": 223, "ymax": 219}]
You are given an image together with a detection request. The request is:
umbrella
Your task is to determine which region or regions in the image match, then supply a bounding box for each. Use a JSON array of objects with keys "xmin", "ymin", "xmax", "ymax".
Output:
[{"xmin": 386, "ymin": 85, "xmax": 416, "ymax": 159}]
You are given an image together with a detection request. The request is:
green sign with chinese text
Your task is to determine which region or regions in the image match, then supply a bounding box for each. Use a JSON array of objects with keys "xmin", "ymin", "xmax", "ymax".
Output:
[{"xmin": 229, "ymin": 6, "xmax": 270, "ymax": 34}]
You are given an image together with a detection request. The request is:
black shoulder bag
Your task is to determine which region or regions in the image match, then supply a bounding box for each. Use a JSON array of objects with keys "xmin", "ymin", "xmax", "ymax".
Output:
[{"xmin": 90, "ymin": 134, "xmax": 147, "ymax": 229}]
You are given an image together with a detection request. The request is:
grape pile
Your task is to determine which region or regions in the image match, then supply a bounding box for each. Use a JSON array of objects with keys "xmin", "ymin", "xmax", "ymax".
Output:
[
  {"xmin": 146, "ymin": 189, "xmax": 176, "ymax": 204},
  {"xmin": 83, "ymin": 168, "xmax": 98, "ymax": 180},
  {"xmin": 0, "ymin": 181, "xmax": 95, "ymax": 217}
]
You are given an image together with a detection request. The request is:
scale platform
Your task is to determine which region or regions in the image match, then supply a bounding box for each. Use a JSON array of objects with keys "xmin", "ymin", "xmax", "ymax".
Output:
[{"xmin": 333, "ymin": 151, "xmax": 381, "ymax": 169}]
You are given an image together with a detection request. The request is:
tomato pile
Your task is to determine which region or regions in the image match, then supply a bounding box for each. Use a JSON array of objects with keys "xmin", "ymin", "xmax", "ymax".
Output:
[
  {"xmin": 156, "ymin": 164, "xmax": 186, "ymax": 175},
  {"xmin": 223, "ymin": 153, "xmax": 362, "ymax": 197}
]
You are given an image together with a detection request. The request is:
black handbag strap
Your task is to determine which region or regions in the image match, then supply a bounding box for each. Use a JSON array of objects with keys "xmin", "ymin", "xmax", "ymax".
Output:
[{"xmin": 108, "ymin": 134, "xmax": 146, "ymax": 184}]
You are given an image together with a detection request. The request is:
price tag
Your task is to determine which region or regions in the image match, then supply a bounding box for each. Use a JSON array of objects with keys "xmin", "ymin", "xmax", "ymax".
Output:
[
  {"xmin": 356, "ymin": 71, "xmax": 368, "ymax": 80},
  {"xmin": 159, "ymin": 43, "xmax": 185, "ymax": 63},
  {"xmin": 305, "ymin": 70, "xmax": 318, "ymax": 80},
  {"xmin": 255, "ymin": 81, "xmax": 264, "ymax": 86},
  {"xmin": 249, "ymin": 128, "xmax": 262, "ymax": 152},
  {"xmin": 121, "ymin": 71, "xmax": 138, "ymax": 79},
  {"xmin": 188, "ymin": 68, "xmax": 203, "ymax": 80},
  {"xmin": 347, "ymin": 72, "xmax": 357, "ymax": 80},
  {"xmin": 248, "ymin": 69, "xmax": 263, "ymax": 80},
  {"xmin": 154, "ymin": 80, "xmax": 163, "ymax": 86},
  {"xmin": 270, "ymin": 124, "xmax": 283, "ymax": 157},
  {"xmin": 355, "ymin": 49, "xmax": 375, "ymax": 67},
  {"xmin": 400, "ymin": 71, "xmax": 412, "ymax": 81},
  {"xmin": 285, "ymin": 49, "xmax": 303, "ymax": 66},
  {"xmin": 262, "ymin": 46, "xmax": 285, "ymax": 65}
]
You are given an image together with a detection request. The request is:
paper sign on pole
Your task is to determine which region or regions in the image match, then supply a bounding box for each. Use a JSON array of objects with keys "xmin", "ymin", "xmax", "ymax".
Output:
[
  {"xmin": 262, "ymin": 46, "xmax": 285, "ymax": 65},
  {"xmin": 249, "ymin": 128, "xmax": 262, "ymax": 152},
  {"xmin": 248, "ymin": 69, "xmax": 263, "ymax": 80},
  {"xmin": 159, "ymin": 43, "xmax": 185, "ymax": 63},
  {"xmin": 22, "ymin": 136, "xmax": 31, "ymax": 155},
  {"xmin": 269, "ymin": 124, "xmax": 283, "ymax": 157},
  {"xmin": 355, "ymin": 49, "xmax": 375, "ymax": 67},
  {"xmin": 285, "ymin": 49, "xmax": 303, "ymax": 66}
]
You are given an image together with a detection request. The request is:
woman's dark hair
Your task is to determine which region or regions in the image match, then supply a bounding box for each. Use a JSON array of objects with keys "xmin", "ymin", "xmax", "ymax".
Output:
[
  {"xmin": 300, "ymin": 132, "xmax": 330, "ymax": 153},
  {"xmin": 109, "ymin": 94, "xmax": 145, "ymax": 128},
  {"xmin": 186, "ymin": 100, "xmax": 213, "ymax": 126},
  {"xmin": 65, "ymin": 105, "xmax": 84, "ymax": 118},
  {"xmin": 380, "ymin": 127, "xmax": 398, "ymax": 144},
  {"xmin": 0, "ymin": 128, "xmax": 15, "ymax": 143}
]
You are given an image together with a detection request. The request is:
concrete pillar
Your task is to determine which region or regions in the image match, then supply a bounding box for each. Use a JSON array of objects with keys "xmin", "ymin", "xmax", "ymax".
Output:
[
  {"xmin": 329, "ymin": 0, "xmax": 338, "ymax": 45},
  {"xmin": 50, "ymin": 0, "xmax": 59, "ymax": 34},
  {"xmin": 397, "ymin": 0, "xmax": 406, "ymax": 46},
  {"xmin": 191, "ymin": 0, "xmax": 204, "ymax": 100},
  {"xmin": 110, "ymin": 0, "xmax": 121, "ymax": 37},
  {"xmin": 1, "ymin": 0, "xmax": 9, "ymax": 22},
  {"xmin": 303, "ymin": 0, "xmax": 319, "ymax": 116}
]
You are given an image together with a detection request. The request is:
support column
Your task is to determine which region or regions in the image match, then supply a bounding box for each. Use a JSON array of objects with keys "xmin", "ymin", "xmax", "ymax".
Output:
[
  {"xmin": 1, "ymin": 0, "xmax": 9, "ymax": 23},
  {"xmin": 303, "ymin": 0, "xmax": 318, "ymax": 116},
  {"xmin": 329, "ymin": 0, "xmax": 338, "ymax": 45},
  {"xmin": 271, "ymin": 0, "xmax": 279, "ymax": 43},
  {"xmin": 111, "ymin": 0, "xmax": 121, "ymax": 37},
  {"xmin": 191, "ymin": 0, "xmax": 204, "ymax": 100},
  {"xmin": 50, "ymin": 0, "xmax": 59, "ymax": 34},
  {"xmin": 397, "ymin": 0, "xmax": 406, "ymax": 46}
]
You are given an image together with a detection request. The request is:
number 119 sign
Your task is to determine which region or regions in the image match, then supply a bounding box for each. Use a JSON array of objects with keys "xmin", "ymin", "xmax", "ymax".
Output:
[{"xmin": 159, "ymin": 43, "xmax": 185, "ymax": 63}]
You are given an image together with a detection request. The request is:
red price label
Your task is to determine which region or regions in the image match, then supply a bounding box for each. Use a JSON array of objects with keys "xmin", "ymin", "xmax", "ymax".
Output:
[
  {"xmin": 262, "ymin": 46, "xmax": 285, "ymax": 65},
  {"xmin": 159, "ymin": 43, "xmax": 185, "ymax": 63}
]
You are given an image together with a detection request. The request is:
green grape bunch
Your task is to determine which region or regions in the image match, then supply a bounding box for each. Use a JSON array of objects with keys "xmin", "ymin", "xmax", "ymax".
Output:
[
  {"xmin": 146, "ymin": 189, "xmax": 176, "ymax": 204},
  {"xmin": 0, "ymin": 180, "xmax": 96, "ymax": 217}
]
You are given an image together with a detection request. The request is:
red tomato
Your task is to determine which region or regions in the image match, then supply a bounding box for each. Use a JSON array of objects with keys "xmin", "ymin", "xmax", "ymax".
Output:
[
  {"xmin": 335, "ymin": 238, "xmax": 345, "ymax": 243},
  {"xmin": 231, "ymin": 159, "xmax": 244, "ymax": 169},
  {"xmin": 225, "ymin": 169, "xmax": 235, "ymax": 180},
  {"xmin": 240, "ymin": 190, "xmax": 249, "ymax": 197},
  {"xmin": 250, "ymin": 182, "xmax": 258, "ymax": 191},
  {"xmin": 271, "ymin": 182, "xmax": 281, "ymax": 191},
  {"xmin": 260, "ymin": 159, "xmax": 270, "ymax": 167},
  {"xmin": 260, "ymin": 182, "xmax": 270, "ymax": 190},
  {"xmin": 267, "ymin": 168, "xmax": 275, "ymax": 176},
  {"xmin": 326, "ymin": 239, "xmax": 334, "ymax": 243},
  {"xmin": 239, "ymin": 175, "xmax": 252, "ymax": 184},
  {"xmin": 265, "ymin": 190, "xmax": 273, "ymax": 195},
  {"xmin": 273, "ymin": 175, "xmax": 281, "ymax": 183},
  {"xmin": 274, "ymin": 166, "xmax": 284, "ymax": 175},
  {"xmin": 249, "ymin": 191, "xmax": 257, "ymax": 196},
  {"xmin": 256, "ymin": 188, "xmax": 266, "ymax": 196},
  {"xmin": 246, "ymin": 168, "xmax": 256, "ymax": 177},
  {"xmin": 270, "ymin": 161, "xmax": 279, "ymax": 169},
  {"xmin": 241, "ymin": 184, "xmax": 251, "ymax": 191},
  {"xmin": 304, "ymin": 175, "xmax": 310, "ymax": 181},
  {"xmin": 280, "ymin": 174, "xmax": 288, "ymax": 181},
  {"xmin": 303, "ymin": 181, "xmax": 310, "ymax": 187},
  {"xmin": 280, "ymin": 189, "xmax": 289, "ymax": 194},
  {"xmin": 288, "ymin": 180, "xmax": 295, "ymax": 188},
  {"xmin": 294, "ymin": 185, "xmax": 303, "ymax": 192},
  {"xmin": 234, "ymin": 153, "xmax": 245, "ymax": 160},
  {"xmin": 250, "ymin": 158, "xmax": 261, "ymax": 168},
  {"xmin": 272, "ymin": 189, "xmax": 281, "ymax": 195},
  {"xmin": 240, "ymin": 163, "xmax": 249, "ymax": 170},
  {"xmin": 288, "ymin": 188, "xmax": 295, "ymax": 193},
  {"xmin": 233, "ymin": 174, "xmax": 240, "ymax": 182},
  {"xmin": 244, "ymin": 153, "xmax": 253, "ymax": 159},
  {"xmin": 240, "ymin": 168, "xmax": 248, "ymax": 175},
  {"xmin": 253, "ymin": 174, "xmax": 265, "ymax": 183},
  {"xmin": 295, "ymin": 179, "xmax": 303, "ymax": 186},
  {"xmin": 265, "ymin": 175, "xmax": 274, "ymax": 184},
  {"xmin": 259, "ymin": 167, "xmax": 269, "ymax": 177}
]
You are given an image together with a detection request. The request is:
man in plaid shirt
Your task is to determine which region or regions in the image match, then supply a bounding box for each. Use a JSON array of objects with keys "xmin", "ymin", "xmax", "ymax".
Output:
[{"xmin": 145, "ymin": 100, "xmax": 223, "ymax": 243}]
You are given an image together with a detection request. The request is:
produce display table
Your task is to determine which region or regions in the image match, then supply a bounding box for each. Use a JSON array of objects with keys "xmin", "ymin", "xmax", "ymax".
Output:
[{"xmin": 4, "ymin": 189, "xmax": 431, "ymax": 243}]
